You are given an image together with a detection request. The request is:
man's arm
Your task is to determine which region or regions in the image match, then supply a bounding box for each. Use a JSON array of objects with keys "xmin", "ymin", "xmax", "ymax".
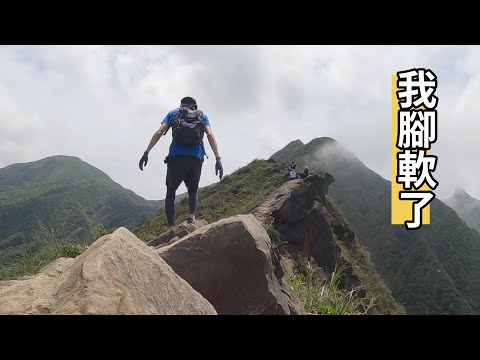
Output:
[
  {"xmin": 139, "ymin": 123, "xmax": 169, "ymax": 171},
  {"xmin": 205, "ymin": 126, "xmax": 223, "ymax": 179},
  {"xmin": 145, "ymin": 123, "xmax": 169, "ymax": 153},
  {"xmin": 205, "ymin": 126, "xmax": 220, "ymax": 158}
]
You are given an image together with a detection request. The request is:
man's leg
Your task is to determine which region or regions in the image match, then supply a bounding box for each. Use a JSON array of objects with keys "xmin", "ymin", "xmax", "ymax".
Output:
[
  {"xmin": 165, "ymin": 186, "xmax": 176, "ymax": 229},
  {"xmin": 184, "ymin": 157, "xmax": 203, "ymax": 232},
  {"xmin": 188, "ymin": 191, "xmax": 198, "ymax": 218},
  {"xmin": 165, "ymin": 157, "xmax": 188, "ymax": 239}
]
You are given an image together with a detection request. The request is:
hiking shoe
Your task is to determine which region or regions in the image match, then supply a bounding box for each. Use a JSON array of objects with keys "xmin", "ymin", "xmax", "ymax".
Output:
[
  {"xmin": 167, "ymin": 230, "xmax": 179, "ymax": 244},
  {"xmin": 186, "ymin": 216, "xmax": 197, "ymax": 233}
]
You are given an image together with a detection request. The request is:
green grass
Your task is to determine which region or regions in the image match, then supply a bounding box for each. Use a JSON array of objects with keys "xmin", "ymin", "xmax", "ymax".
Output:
[
  {"xmin": 0, "ymin": 224, "xmax": 113, "ymax": 281},
  {"xmin": 95, "ymin": 224, "xmax": 110, "ymax": 240},
  {"xmin": 264, "ymin": 216, "xmax": 289, "ymax": 250},
  {"xmin": 0, "ymin": 264, "xmax": 15, "ymax": 281},
  {"xmin": 18, "ymin": 241, "xmax": 89, "ymax": 277},
  {"xmin": 325, "ymin": 195, "xmax": 406, "ymax": 315},
  {"xmin": 287, "ymin": 262, "xmax": 373, "ymax": 315},
  {"xmin": 337, "ymin": 242, "xmax": 407, "ymax": 314}
]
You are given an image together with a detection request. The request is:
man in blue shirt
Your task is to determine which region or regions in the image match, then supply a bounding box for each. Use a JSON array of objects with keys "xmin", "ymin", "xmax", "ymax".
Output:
[{"xmin": 139, "ymin": 97, "xmax": 223, "ymax": 243}]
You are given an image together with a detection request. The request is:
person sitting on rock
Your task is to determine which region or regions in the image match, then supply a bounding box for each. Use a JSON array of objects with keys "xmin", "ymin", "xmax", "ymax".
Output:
[{"xmin": 300, "ymin": 166, "xmax": 309, "ymax": 179}]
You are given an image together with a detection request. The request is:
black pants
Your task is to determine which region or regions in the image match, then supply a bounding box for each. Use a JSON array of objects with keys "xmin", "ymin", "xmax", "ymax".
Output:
[{"xmin": 165, "ymin": 156, "xmax": 203, "ymax": 227}]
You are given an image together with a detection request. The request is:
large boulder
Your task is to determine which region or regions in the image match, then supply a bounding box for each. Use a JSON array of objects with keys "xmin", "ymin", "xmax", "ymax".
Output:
[
  {"xmin": 157, "ymin": 214, "xmax": 304, "ymax": 315},
  {"xmin": 0, "ymin": 227, "xmax": 216, "ymax": 315}
]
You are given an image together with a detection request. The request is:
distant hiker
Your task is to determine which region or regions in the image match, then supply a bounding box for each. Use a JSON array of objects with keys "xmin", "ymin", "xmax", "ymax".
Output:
[
  {"xmin": 289, "ymin": 161, "xmax": 297, "ymax": 179},
  {"xmin": 139, "ymin": 96, "xmax": 223, "ymax": 243},
  {"xmin": 300, "ymin": 166, "xmax": 309, "ymax": 179}
]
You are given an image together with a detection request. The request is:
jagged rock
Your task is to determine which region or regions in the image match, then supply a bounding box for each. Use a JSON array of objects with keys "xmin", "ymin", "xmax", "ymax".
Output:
[
  {"xmin": 252, "ymin": 174, "xmax": 362, "ymax": 291},
  {"xmin": 281, "ymin": 279, "xmax": 308, "ymax": 315},
  {"xmin": 0, "ymin": 228, "xmax": 216, "ymax": 315},
  {"xmin": 271, "ymin": 246, "xmax": 308, "ymax": 315},
  {"xmin": 146, "ymin": 219, "xmax": 209, "ymax": 248},
  {"xmin": 279, "ymin": 252, "xmax": 296, "ymax": 276},
  {"xmin": 157, "ymin": 214, "xmax": 305, "ymax": 315}
]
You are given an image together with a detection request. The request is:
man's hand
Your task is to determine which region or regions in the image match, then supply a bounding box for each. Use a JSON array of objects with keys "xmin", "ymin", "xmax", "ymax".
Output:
[
  {"xmin": 215, "ymin": 157, "xmax": 223, "ymax": 179},
  {"xmin": 139, "ymin": 123, "xmax": 168, "ymax": 171},
  {"xmin": 139, "ymin": 151, "xmax": 149, "ymax": 171}
]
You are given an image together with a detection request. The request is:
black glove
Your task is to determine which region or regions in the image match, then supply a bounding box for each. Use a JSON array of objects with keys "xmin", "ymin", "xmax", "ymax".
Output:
[
  {"xmin": 139, "ymin": 151, "xmax": 149, "ymax": 171},
  {"xmin": 215, "ymin": 157, "xmax": 223, "ymax": 179}
]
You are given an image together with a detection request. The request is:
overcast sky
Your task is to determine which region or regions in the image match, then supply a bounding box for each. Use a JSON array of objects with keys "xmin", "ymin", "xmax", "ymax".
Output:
[{"xmin": 0, "ymin": 45, "xmax": 479, "ymax": 200}]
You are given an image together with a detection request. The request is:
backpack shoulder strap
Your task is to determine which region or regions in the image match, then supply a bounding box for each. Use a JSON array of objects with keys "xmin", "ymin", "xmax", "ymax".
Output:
[{"xmin": 163, "ymin": 108, "xmax": 182, "ymax": 135}]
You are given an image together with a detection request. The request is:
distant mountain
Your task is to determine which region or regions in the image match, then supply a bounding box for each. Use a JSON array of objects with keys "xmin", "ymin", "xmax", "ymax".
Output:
[
  {"xmin": 445, "ymin": 187, "xmax": 480, "ymax": 233},
  {"xmin": 270, "ymin": 140, "xmax": 304, "ymax": 164},
  {"xmin": 0, "ymin": 155, "xmax": 163, "ymax": 266},
  {"xmin": 270, "ymin": 137, "xmax": 480, "ymax": 314}
]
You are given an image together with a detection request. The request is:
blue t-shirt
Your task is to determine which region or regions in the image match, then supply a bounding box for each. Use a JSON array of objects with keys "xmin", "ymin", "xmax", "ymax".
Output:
[{"xmin": 162, "ymin": 108, "xmax": 211, "ymax": 161}]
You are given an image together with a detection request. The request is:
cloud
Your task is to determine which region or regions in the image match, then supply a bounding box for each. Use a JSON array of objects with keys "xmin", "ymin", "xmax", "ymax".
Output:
[
  {"xmin": 0, "ymin": 45, "xmax": 479, "ymax": 201},
  {"xmin": 0, "ymin": 82, "xmax": 47, "ymax": 166}
]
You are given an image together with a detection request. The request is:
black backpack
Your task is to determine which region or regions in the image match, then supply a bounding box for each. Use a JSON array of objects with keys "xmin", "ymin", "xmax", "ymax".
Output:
[{"xmin": 168, "ymin": 106, "xmax": 206, "ymax": 146}]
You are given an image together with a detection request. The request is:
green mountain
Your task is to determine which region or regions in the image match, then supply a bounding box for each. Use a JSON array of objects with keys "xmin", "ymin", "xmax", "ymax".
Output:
[
  {"xmin": 444, "ymin": 187, "xmax": 480, "ymax": 233},
  {"xmin": 0, "ymin": 155, "xmax": 163, "ymax": 266},
  {"xmin": 270, "ymin": 137, "xmax": 480, "ymax": 314},
  {"xmin": 270, "ymin": 139, "xmax": 305, "ymax": 164}
]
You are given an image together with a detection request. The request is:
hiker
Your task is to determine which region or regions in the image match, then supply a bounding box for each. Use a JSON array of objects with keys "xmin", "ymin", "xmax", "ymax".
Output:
[
  {"xmin": 138, "ymin": 96, "xmax": 223, "ymax": 244},
  {"xmin": 289, "ymin": 161, "xmax": 297, "ymax": 180},
  {"xmin": 300, "ymin": 166, "xmax": 309, "ymax": 179}
]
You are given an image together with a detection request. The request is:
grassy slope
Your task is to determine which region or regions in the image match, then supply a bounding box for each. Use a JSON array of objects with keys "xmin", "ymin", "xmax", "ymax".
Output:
[
  {"xmin": 134, "ymin": 159, "xmax": 404, "ymax": 314},
  {"xmin": 0, "ymin": 155, "xmax": 163, "ymax": 266},
  {"xmin": 272, "ymin": 137, "xmax": 480, "ymax": 314},
  {"xmin": 324, "ymin": 195, "xmax": 406, "ymax": 314}
]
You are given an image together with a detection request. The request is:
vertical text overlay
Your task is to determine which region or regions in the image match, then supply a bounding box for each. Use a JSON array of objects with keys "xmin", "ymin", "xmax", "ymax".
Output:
[{"xmin": 391, "ymin": 69, "xmax": 438, "ymax": 230}]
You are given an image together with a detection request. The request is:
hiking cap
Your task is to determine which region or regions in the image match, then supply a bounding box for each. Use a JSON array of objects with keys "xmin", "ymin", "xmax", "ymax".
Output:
[{"xmin": 181, "ymin": 96, "xmax": 197, "ymax": 109}]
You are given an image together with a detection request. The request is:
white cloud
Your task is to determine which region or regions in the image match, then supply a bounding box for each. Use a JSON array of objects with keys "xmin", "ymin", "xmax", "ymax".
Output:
[
  {"xmin": 0, "ymin": 82, "xmax": 47, "ymax": 166},
  {"xmin": 0, "ymin": 45, "xmax": 479, "ymax": 201}
]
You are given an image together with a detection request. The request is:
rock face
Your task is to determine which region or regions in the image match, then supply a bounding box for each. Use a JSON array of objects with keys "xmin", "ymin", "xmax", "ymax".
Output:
[
  {"xmin": 253, "ymin": 173, "xmax": 362, "ymax": 290},
  {"xmin": 0, "ymin": 227, "xmax": 216, "ymax": 315},
  {"xmin": 157, "ymin": 214, "xmax": 306, "ymax": 315}
]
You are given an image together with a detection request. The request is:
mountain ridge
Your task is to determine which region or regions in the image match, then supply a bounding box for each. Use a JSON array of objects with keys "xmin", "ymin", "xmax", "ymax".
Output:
[
  {"xmin": 445, "ymin": 187, "xmax": 480, "ymax": 233},
  {"xmin": 270, "ymin": 136, "xmax": 480, "ymax": 314},
  {"xmin": 0, "ymin": 155, "xmax": 163, "ymax": 267}
]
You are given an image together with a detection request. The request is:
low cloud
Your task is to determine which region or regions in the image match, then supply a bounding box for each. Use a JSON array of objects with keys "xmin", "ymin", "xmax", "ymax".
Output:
[{"xmin": 0, "ymin": 45, "xmax": 478, "ymax": 200}]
